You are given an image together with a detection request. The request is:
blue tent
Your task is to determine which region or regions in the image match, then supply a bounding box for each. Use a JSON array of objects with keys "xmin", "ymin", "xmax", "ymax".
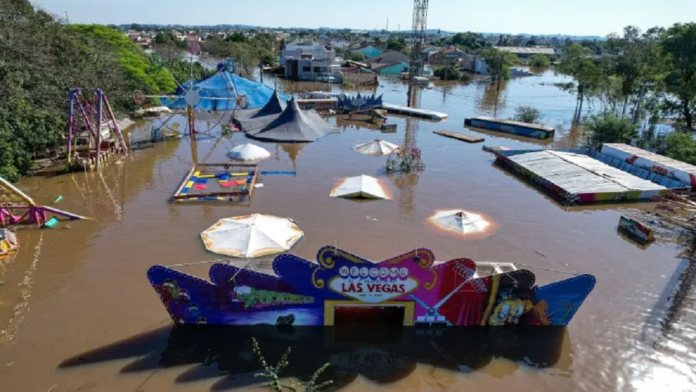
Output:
[{"xmin": 162, "ymin": 70, "xmax": 290, "ymax": 111}]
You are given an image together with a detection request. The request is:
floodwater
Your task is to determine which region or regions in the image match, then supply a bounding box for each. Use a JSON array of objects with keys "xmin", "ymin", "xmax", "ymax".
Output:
[{"xmin": 1, "ymin": 69, "xmax": 695, "ymax": 391}]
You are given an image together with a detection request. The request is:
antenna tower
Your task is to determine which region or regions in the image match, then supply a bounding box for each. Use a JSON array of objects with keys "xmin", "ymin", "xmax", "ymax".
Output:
[{"xmin": 407, "ymin": 0, "xmax": 429, "ymax": 107}]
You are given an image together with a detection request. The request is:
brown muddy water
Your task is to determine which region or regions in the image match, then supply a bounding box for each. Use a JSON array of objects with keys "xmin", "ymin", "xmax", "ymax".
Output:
[{"xmin": 1, "ymin": 70, "xmax": 695, "ymax": 391}]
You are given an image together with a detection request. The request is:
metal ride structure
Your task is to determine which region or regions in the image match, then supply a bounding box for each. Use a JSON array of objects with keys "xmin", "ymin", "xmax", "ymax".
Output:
[
  {"xmin": 67, "ymin": 88, "xmax": 129, "ymax": 170},
  {"xmin": 135, "ymin": 45, "xmax": 245, "ymax": 163},
  {"xmin": 407, "ymin": 0, "xmax": 429, "ymax": 107}
]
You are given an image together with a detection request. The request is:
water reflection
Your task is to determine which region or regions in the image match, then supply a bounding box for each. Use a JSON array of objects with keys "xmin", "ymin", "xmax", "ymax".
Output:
[
  {"xmin": 59, "ymin": 325, "xmax": 571, "ymax": 389},
  {"xmin": 476, "ymin": 81, "xmax": 509, "ymax": 117}
]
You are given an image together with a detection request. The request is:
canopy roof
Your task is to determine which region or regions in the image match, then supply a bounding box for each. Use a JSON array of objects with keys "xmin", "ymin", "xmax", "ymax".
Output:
[
  {"xmin": 234, "ymin": 91, "xmax": 288, "ymax": 132},
  {"xmin": 227, "ymin": 143, "xmax": 271, "ymax": 161},
  {"xmin": 353, "ymin": 139, "xmax": 399, "ymax": 156},
  {"xmin": 200, "ymin": 214, "xmax": 304, "ymax": 258},
  {"xmin": 330, "ymin": 175, "xmax": 389, "ymax": 199},
  {"xmin": 428, "ymin": 209, "xmax": 490, "ymax": 235},
  {"xmin": 247, "ymin": 98, "xmax": 338, "ymax": 143},
  {"xmin": 162, "ymin": 71, "xmax": 289, "ymax": 111}
]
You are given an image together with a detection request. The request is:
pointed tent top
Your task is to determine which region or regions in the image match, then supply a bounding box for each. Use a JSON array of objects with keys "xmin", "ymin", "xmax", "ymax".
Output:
[
  {"xmin": 247, "ymin": 98, "xmax": 338, "ymax": 143},
  {"xmin": 252, "ymin": 90, "xmax": 288, "ymax": 119},
  {"xmin": 428, "ymin": 209, "xmax": 491, "ymax": 236},
  {"xmin": 227, "ymin": 143, "xmax": 271, "ymax": 161},
  {"xmin": 330, "ymin": 175, "xmax": 390, "ymax": 200}
]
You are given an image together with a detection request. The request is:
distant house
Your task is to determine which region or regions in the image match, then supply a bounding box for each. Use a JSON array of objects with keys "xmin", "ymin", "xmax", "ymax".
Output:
[
  {"xmin": 374, "ymin": 51, "xmax": 409, "ymax": 65},
  {"xmin": 374, "ymin": 61, "xmax": 409, "ymax": 75},
  {"xmin": 494, "ymin": 46, "xmax": 555, "ymax": 59},
  {"xmin": 281, "ymin": 40, "xmax": 335, "ymax": 67},
  {"xmin": 356, "ymin": 45, "xmax": 382, "ymax": 58},
  {"xmin": 330, "ymin": 40, "xmax": 350, "ymax": 49}
]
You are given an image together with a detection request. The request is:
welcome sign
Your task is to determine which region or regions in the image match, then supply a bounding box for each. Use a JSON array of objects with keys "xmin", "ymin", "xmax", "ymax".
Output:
[
  {"xmin": 148, "ymin": 246, "xmax": 597, "ymax": 327},
  {"xmin": 329, "ymin": 265, "xmax": 419, "ymax": 302}
]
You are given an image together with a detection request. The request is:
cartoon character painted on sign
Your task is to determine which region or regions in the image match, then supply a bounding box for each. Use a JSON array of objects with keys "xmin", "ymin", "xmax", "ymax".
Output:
[{"xmin": 486, "ymin": 285, "xmax": 550, "ymax": 326}]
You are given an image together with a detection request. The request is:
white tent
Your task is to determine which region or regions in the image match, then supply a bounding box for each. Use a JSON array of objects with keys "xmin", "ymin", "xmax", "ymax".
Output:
[
  {"xmin": 227, "ymin": 144, "xmax": 271, "ymax": 161},
  {"xmin": 352, "ymin": 139, "xmax": 399, "ymax": 156},
  {"xmin": 201, "ymin": 214, "xmax": 304, "ymax": 258},
  {"xmin": 330, "ymin": 175, "xmax": 389, "ymax": 200},
  {"xmin": 428, "ymin": 210, "xmax": 490, "ymax": 235}
]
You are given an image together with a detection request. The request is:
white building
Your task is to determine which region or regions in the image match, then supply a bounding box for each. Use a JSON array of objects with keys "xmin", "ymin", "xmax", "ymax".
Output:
[{"xmin": 281, "ymin": 40, "xmax": 336, "ymax": 67}]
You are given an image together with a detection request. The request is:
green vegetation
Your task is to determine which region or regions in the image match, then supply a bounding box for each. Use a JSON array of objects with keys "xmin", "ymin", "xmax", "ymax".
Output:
[
  {"xmin": 386, "ymin": 37, "xmax": 407, "ymax": 53},
  {"xmin": 202, "ymin": 33, "xmax": 277, "ymax": 76},
  {"xmin": 585, "ymin": 112, "xmax": 638, "ymax": 149},
  {"xmin": 442, "ymin": 32, "xmax": 490, "ymax": 52},
  {"xmin": 556, "ymin": 24, "xmax": 696, "ymax": 129},
  {"xmin": 529, "ymin": 54, "xmax": 551, "ymax": 67},
  {"xmin": 252, "ymin": 337, "xmax": 332, "ymax": 392},
  {"xmin": 346, "ymin": 52, "xmax": 367, "ymax": 62},
  {"xmin": 0, "ymin": 0, "xmax": 175, "ymax": 181},
  {"xmin": 434, "ymin": 66, "xmax": 470, "ymax": 82},
  {"xmin": 479, "ymin": 48, "xmax": 518, "ymax": 91},
  {"xmin": 661, "ymin": 133, "xmax": 696, "ymax": 165},
  {"xmin": 511, "ymin": 106, "xmax": 542, "ymax": 124}
]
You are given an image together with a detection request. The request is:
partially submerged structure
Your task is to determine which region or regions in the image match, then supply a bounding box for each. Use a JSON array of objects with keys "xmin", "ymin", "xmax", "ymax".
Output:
[
  {"xmin": 428, "ymin": 210, "xmax": 491, "ymax": 236},
  {"xmin": 601, "ymin": 143, "xmax": 696, "ymax": 190},
  {"xmin": 234, "ymin": 91, "xmax": 288, "ymax": 133},
  {"xmin": 330, "ymin": 175, "xmax": 390, "ymax": 200},
  {"xmin": 148, "ymin": 245, "xmax": 596, "ymax": 326},
  {"xmin": 0, "ymin": 228, "xmax": 19, "ymax": 259},
  {"xmin": 200, "ymin": 214, "xmax": 304, "ymax": 258},
  {"xmin": 227, "ymin": 144, "xmax": 271, "ymax": 161},
  {"xmin": 0, "ymin": 176, "xmax": 88, "ymax": 227},
  {"xmin": 495, "ymin": 149, "xmax": 689, "ymax": 205},
  {"xmin": 67, "ymin": 88, "xmax": 129, "ymax": 170},
  {"xmin": 465, "ymin": 116, "xmax": 555, "ymax": 140},
  {"xmin": 246, "ymin": 99, "xmax": 338, "ymax": 143},
  {"xmin": 353, "ymin": 139, "xmax": 399, "ymax": 156},
  {"xmin": 171, "ymin": 163, "xmax": 260, "ymax": 204}
]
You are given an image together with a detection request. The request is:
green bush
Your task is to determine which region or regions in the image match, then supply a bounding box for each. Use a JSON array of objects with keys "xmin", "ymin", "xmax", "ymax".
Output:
[
  {"xmin": 511, "ymin": 106, "xmax": 542, "ymax": 123},
  {"xmin": 529, "ymin": 54, "xmax": 551, "ymax": 67},
  {"xmin": 434, "ymin": 66, "xmax": 461, "ymax": 80},
  {"xmin": 662, "ymin": 133, "xmax": 696, "ymax": 165},
  {"xmin": 585, "ymin": 112, "xmax": 638, "ymax": 149}
]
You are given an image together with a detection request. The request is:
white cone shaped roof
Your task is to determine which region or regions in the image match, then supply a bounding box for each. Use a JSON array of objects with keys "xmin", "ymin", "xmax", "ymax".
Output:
[
  {"xmin": 227, "ymin": 143, "xmax": 271, "ymax": 161},
  {"xmin": 353, "ymin": 139, "xmax": 399, "ymax": 156},
  {"xmin": 201, "ymin": 214, "xmax": 304, "ymax": 258},
  {"xmin": 428, "ymin": 210, "xmax": 490, "ymax": 235},
  {"xmin": 330, "ymin": 175, "xmax": 389, "ymax": 199}
]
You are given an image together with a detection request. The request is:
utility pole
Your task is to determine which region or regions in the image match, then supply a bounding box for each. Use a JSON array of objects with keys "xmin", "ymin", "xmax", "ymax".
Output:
[{"xmin": 407, "ymin": 0, "xmax": 429, "ymax": 107}]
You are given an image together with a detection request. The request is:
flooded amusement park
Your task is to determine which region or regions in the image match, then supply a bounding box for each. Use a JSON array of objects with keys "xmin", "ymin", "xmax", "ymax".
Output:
[{"xmin": 1, "ymin": 69, "xmax": 695, "ymax": 392}]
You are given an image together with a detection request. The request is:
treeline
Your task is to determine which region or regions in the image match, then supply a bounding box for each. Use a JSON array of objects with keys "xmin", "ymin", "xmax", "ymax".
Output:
[
  {"xmin": 0, "ymin": 0, "xmax": 180, "ymax": 181},
  {"xmin": 196, "ymin": 32, "xmax": 277, "ymax": 77},
  {"xmin": 555, "ymin": 24, "xmax": 696, "ymax": 130}
]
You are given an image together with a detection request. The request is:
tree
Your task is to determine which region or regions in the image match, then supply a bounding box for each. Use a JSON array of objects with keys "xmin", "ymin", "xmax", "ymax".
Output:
[
  {"xmin": 386, "ymin": 37, "xmax": 406, "ymax": 53},
  {"xmin": 660, "ymin": 23, "xmax": 696, "ymax": 129},
  {"xmin": 529, "ymin": 54, "xmax": 551, "ymax": 67},
  {"xmin": 555, "ymin": 44, "xmax": 603, "ymax": 123},
  {"xmin": 479, "ymin": 48, "xmax": 517, "ymax": 91},
  {"xmin": 585, "ymin": 112, "xmax": 638, "ymax": 149},
  {"xmin": 511, "ymin": 106, "xmax": 542, "ymax": 123},
  {"xmin": 346, "ymin": 52, "xmax": 366, "ymax": 62},
  {"xmin": 447, "ymin": 32, "xmax": 489, "ymax": 52},
  {"xmin": 662, "ymin": 133, "xmax": 696, "ymax": 164},
  {"xmin": 434, "ymin": 66, "xmax": 461, "ymax": 81},
  {"xmin": 225, "ymin": 31, "xmax": 248, "ymax": 43}
]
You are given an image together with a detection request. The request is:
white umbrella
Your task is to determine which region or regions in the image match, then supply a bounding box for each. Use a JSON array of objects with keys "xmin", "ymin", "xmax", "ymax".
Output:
[
  {"xmin": 201, "ymin": 214, "xmax": 304, "ymax": 258},
  {"xmin": 428, "ymin": 209, "xmax": 490, "ymax": 235},
  {"xmin": 227, "ymin": 144, "xmax": 271, "ymax": 161},
  {"xmin": 352, "ymin": 139, "xmax": 399, "ymax": 156},
  {"xmin": 330, "ymin": 175, "xmax": 389, "ymax": 199}
]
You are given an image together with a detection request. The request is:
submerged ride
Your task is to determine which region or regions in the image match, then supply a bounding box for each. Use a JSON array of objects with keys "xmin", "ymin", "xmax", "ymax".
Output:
[{"xmin": 148, "ymin": 246, "xmax": 596, "ymax": 327}]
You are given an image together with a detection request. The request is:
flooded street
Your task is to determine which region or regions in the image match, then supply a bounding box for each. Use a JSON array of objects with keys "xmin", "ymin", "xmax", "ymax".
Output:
[{"xmin": 1, "ymin": 70, "xmax": 695, "ymax": 391}]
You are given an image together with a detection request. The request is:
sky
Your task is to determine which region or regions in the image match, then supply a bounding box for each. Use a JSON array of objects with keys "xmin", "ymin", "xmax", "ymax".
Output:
[{"xmin": 33, "ymin": 0, "xmax": 696, "ymax": 37}]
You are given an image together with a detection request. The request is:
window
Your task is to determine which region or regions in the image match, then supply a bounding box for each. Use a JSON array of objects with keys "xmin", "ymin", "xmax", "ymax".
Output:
[{"xmin": 302, "ymin": 67, "xmax": 311, "ymax": 72}]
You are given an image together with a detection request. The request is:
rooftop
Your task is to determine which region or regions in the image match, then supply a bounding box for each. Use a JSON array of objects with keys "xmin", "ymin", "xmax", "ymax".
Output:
[{"xmin": 494, "ymin": 47, "xmax": 555, "ymax": 55}]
